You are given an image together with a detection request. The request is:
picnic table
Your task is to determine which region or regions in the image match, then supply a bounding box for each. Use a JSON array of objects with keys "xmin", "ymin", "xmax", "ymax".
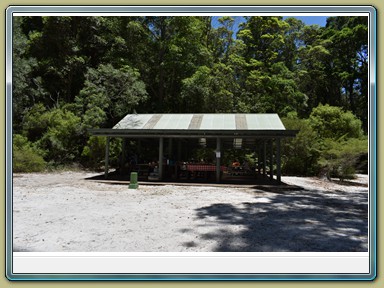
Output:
[
  {"xmin": 180, "ymin": 164, "xmax": 227, "ymax": 180},
  {"xmin": 185, "ymin": 164, "xmax": 228, "ymax": 172}
]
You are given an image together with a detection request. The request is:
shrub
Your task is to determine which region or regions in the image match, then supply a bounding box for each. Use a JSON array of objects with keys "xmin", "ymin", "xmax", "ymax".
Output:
[
  {"xmin": 309, "ymin": 104, "xmax": 363, "ymax": 140},
  {"xmin": 76, "ymin": 63, "xmax": 148, "ymax": 128},
  {"xmin": 35, "ymin": 108, "xmax": 82, "ymax": 164},
  {"xmin": 22, "ymin": 103, "xmax": 50, "ymax": 142},
  {"xmin": 22, "ymin": 105, "xmax": 83, "ymax": 165},
  {"xmin": 318, "ymin": 137, "xmax": 368, "ymax": 180},
  {"xmin": 81, "ymin": 136, "xmax": 122, "ymax": 170},
  {"xmin": 81, "ymin": 136, "xmax": 106, "ymax": 169},
  {"xmin": 282, "ymin": 108, "xmax": 367, "ymax": 179},
  {"xmin": 281, "ymin": 112, "xmax": 321, "ymax": 176},
  {"xmin": 13, "ymin": 134, "xmax": 46, "ymax": 172}
]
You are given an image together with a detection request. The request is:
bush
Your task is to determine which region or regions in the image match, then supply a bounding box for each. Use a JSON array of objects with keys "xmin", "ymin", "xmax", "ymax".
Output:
[
  {"xmin": 75, "ymin": 63, "xmax": 148, "ymax": 127},
  {"xmin": 309, "ymin": 104, "xmax": 363, "ymax": 140},
  {"xmin": 22, "ymin": 103, "xmax": 50, "ymax": 141},
  {"xmin": 308, "ymin": 104, "xmax": 367, "ymax": 180},
  {"xmin": 281, "ymin": 112, "xmax": 321, "ymax": 176},
  {"xmin": 81, "ymin": 136, "xmax": 107, "ymax": 169},
  {"xmin": 318, "ymin": 137, "xmax": 368, "ymax": 180},
  {"xmin": 22, "ymin": 105, "xmax": 83, "ymax": 165},
  {"xmin": 282, "ymin": 108, "xmax": 367, "ymax": 179},
  {"xmin": 13, "ymin": 134, "xmax": 46, "ymax": 172},
  {"xmin": 36, "ymin": 108, "xmax": 82, "ymax": 164},
  {"xmin": 81, "ymin": 136, "xmax": 122, "ymax": 170}
]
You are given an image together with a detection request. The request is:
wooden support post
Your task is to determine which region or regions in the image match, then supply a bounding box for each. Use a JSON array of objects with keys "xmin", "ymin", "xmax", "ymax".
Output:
[
  {"xmin": 177, "ymin": 140, "xmax": 182, "ymax": 161},
  {"xmin": 269, "ymin": 139, "xmax": 274, "ymax": 181},
  {"xmin": 216, "ymin": 138, "xmax": 221, "ymax": 183},
  {"xmin": 168, "ymin": 138, "xmax": 173, "ymax": 158},
  {"xmin": 277, "ymin": 138, "xmax": 281, "ymax": 184},
  {"xmin": 159, "ymin": 137, "xmax": 164, "ymax": 180},
  {"xmin": 120, "ymin": 138, "xmax": 127, "ymax": 175},
  {"xmin": 137, "ymin": 139, "xmax": 141, "ymax": 163},
  {"xmin": 256, "ymin": 143, "xmax": 260, "ymax": 176},
  {"xmin": 104, "ymin": 137, "xmax": 110, "ymax": 179},
  {"xmin": 263, "ymin": 140, "xmax": 267, "ymax": 176},
  {"xmin": 175, "ymin": 140, "xmax": 182, "ymax": 179},
  {"xmin": 259, "ymin": 140, "xmax": 265, "ymax": 176},
  {"xmin": 168, "ymin": 138, "xmax": 173, "ymax": 178}
]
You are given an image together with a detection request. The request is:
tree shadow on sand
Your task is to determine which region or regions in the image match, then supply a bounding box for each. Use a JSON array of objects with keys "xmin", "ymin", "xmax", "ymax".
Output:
[{"xmin": 191, "ymin": 187, "xmax": 368, "ymax": 252}]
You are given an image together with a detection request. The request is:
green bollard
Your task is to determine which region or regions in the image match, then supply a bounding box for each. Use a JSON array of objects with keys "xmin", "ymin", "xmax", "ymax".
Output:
[{"xmin": 129, "ymin": 172, "xmax": 139, "ymax": 189}]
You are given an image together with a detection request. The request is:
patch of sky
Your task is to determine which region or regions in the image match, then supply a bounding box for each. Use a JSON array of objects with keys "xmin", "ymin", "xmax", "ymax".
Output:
[
  {"xmin": 211, "ymin": 16, "xmax": 245, "ymax": 34},
  {"xmin": 283, "ymin": 16, "xmax": 328, "ymax": 27},
  {"xmin": 211, "ymin": 16, "xmax": 328, "ymax": 34}
]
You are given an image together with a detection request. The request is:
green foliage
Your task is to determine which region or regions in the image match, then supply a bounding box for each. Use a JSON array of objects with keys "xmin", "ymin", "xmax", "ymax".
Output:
[
  {"xmin": 22, "ymin": 103, "xmax": 50, "ymax": 141},
  {"xmin": 38, "ymin": 109, "xmax": 82, "ymax": 163},
  {"xmin": 237, "ymin": 16, "xmax": 289, "ymax": 66},
  {"xmin": 22, "ymin": 105, "xmax": 82, "ymax": 164},
  {"xmin": 82, "ymin": 136, "xmax": 122, "ymax": 169},
  {"xmin": 13, "ymin": 134, "xmax": 46, "ymax": 172},
  {"xmin": 319, "ymin": 137, "xmax": 368, "ymax": 180},
  {"xmin": 81, "ymin": 136, "xmax": 106, "ymax": 169},
  {"xmin": 108, "ymin": 138, "xmax": 123, "ymax": 168},
  {"xmin": 193, "ymin": 148, "xmax": 215, "ymax": 163},
  {"xmin": 242, "ymin": 62, "xmax": 308, "ymax": 115},
  {"xmin": 281, "ymin": 112, "xmax": 321, "ymax": 175},
  {"xmin": 282, "ymin": 109, "xmax": 367, "ymax": 178},
  {"xmin": 76, "ymin": 63, "xmax": 148, "ymax": 128},
  {"xmin": 180, "ymin": 63, "xmax": 236, "ymax": 112},
  {"xmin": 180, "ymin": 66, "xmax": 211, "ymax": 112},
  {"xmin": 12, "ymin": 18, "xmax": 48, "ymax": 132},
  {"xmin": 81, "ymin": 136, "xmax": 123, "ymax": 170},
  {"xmin": 309, "ymin": 104, "xmax": 363, "ymax": 140}
]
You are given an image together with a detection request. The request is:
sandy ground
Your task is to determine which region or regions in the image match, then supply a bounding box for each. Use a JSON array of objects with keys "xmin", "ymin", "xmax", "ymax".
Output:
[{"xmin": 12, "ymin": 171, "xmax": 368, "ymax": 252}]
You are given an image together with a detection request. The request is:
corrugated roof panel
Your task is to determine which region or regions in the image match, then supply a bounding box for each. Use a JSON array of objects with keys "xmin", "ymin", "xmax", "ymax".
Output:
[
  {"xmin": 222, "ymin": 114, "xmax": 236, "ymax": 129},
  {"xmin": 154, "ymin": 114, "xmax": 192, "ymax": 130},
  {"xmin": 188, "ymin": 114, "xmax": 203, "ymax": 129},
  {"xmin": 143, "ymin": 114, "xmax": 162, "ymax": 129},
  {"xmin": 113, "ymin": 114, "xmax": 153, "ymax": 129},
  {"xmin": 175, "ymin": 114, "xmax": 194, "ymax": 129},
  {"xmin": 267, "ymin": 114, "xmax": 286, "ymax": 129},
  {"xmin": 200, "ymin": 114, "xmax": 214, "ymax": 129},
  {"xmin": 235, "ymin": 114, "xmax": 248, "ymax": 129},
  {"xmin": 200, "ymin": 114, "xmax": 236, "ymax": 130},
  {"xmin": 246, "ymin": 114, "xmax": 285, "ymax": 130}
]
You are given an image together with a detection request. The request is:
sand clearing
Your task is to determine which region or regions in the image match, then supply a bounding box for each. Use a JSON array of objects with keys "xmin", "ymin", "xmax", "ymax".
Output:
[{"xmin": 12, "ymin": 171, "xmax": 368, "ymax": 252}]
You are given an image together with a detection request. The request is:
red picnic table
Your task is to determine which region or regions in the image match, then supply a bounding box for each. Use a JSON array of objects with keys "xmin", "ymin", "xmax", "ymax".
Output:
[{"xmin": 185, "ymin": 164, "xmax": 228, "ymax": 172}]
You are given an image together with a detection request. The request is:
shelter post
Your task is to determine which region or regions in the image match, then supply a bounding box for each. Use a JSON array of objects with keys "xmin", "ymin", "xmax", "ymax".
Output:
[
  {"xmin": 269, "ymin": 139, "xmax": 274, "ymax": 181},
  {"xmin": 168, "ymin": 138, "xmax": 173, "ymax": 178},
  {"xmin": 159, "ymin": 137, "xmax": 164, "ymax": 180},
  {"xmin": 257, "ymin": 143, "xmax": 261, "ymax": 176},
  {"xmin": 216, "ymin": 138, "xmax": 221, "ymax": 183},
  {"xmin": 120, "ymin": 138, "xmax": 127, "ymax": 175},
  {"xmin": 168, "ymin": 138, "xmax": 173, "ymax": 158},
  {"xmin": 137, "ymin": 140, "xmax": 141, "ymax": 164},
  {"xmin": 175, "ymin": 140, "xmax": 182, "ymax": 179},
  {"xmin": 263, "ymin": 140, "xmax": 267, "ymax": 176},
  {"xmin": 277, "ymin": 138, "xmax": 281, "ymax": 184},
  {"xmin": 104, "ymin": 136, "xmax": 110, "ymax": 179}
]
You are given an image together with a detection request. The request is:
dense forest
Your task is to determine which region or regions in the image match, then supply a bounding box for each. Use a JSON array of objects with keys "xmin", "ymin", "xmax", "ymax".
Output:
[{"xmin": 12, "ymin": 16, "xmax": 369, "ymax": 178}]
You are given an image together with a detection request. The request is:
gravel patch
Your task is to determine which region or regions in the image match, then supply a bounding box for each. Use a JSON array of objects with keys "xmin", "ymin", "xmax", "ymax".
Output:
[{"xmin": 12, "ymin": 172, "xmax": 368, "ymax": 252}]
